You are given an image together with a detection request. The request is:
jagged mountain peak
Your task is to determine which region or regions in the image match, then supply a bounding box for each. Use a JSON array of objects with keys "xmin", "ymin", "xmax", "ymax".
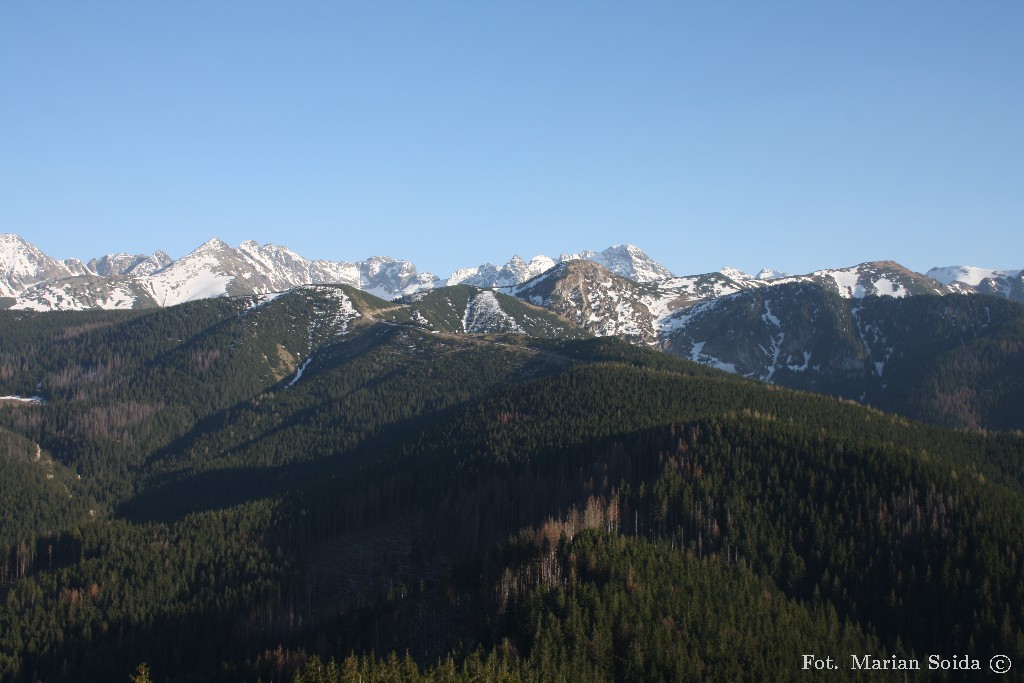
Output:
[
  {"xmin": 88, "ymin": 252, "xmax": 138, "ymax": 276},
  {"xmin": 87, "ymin": 250, "xmax": 174, "ymax": 277},
  {"xmin": 196, "ymin": 237, "xmax": 232, "ymax": 252},
  {"xmin": 238, "ymin": 239, "xmax": 266, "ymax": 251},
  {"xmin": 756, "ymin": 268, "xmax": 789, "ymax": 280},
  {"xmin": 719, "ymin": 266, "xmax": 752, "ymax": 281},
  {"xmin": 0, "ymin": 235, "xmax": 53, "ymax": 267},
  {"xmin": 0, "ymin": 233, "xmax": 32, "ymax": 248},
  {"xmin": 363, "ymin": 254, "xmax": 413, "ymax": 273},
  {"xmin": 560, "ymin": 243, "xmax": 673, "ymax": 283},
  {"xmin": 445, "ymin": 253, "xmax": 555, "ymax": 289},
  {"xmin": 4, "ymin": 233, "xmax": 1022, "ymax": 318},
  {"xmin": 442, "ymin": 244, "xmax": 667, "ymax": 290},
  {"xmin": 135, "ymin": 251, "xmax": 173, "ymax": 276},
  {"xmin": 0, "ymin": 234, "xmax": 76, "ymax": 298},
  {"xmin": 62, "ymin": 258, "xmax": 92, "ymax": 276}
]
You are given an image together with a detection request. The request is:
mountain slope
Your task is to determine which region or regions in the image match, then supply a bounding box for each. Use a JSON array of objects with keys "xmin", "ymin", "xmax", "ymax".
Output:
[
  {"xmin": 3, "ymin": 237, "xmax": 438, "ymax": 310},
  {"xmin": 444, "ymin": 254, "xmax": 557, "ymax": 288},
  {"xmin": 1, "ymin": 236, "xmax": 681, "ymax": 310},
  {"xmin": 0, "ymin": 295, "xmax": 1021, "ymax": 681},
  {"xmin": 87, "ymin": 250, "xmax": 173, "ymax": 277},
  {"xmin": 794, "ymin": 260, "xmax": 949, "ymax": 298},
  {"xmin": 0, "ymin": 234, "xmax": 78, "ymax": 299},
  {"xmin": 560, "ymin": 243, "xmax": 675, "ymax": 282},
  {"xmin": 928, "ymin": 264, "xmax": 1024, "ymax": 303},
  {"xmin": 510, "ymin": 260, "xmax": 658, "ymax": 343},
  {"xmin": 4, "ymin": 235, "xmax": 1023, "ymax": 430},
  {"xmin": 8, "ymin": 276, "xmax": 160, "ymax": 311},
  {"xmin": 391, "ymin": 285, "xmax": 588, "ymax": 338},
  {"xmin": 447, "ymin": 244, "xmax": 672, "ymax": 289},
  {"xmin": 661, "ymin": 284, "xmax": 1024, "ymax": 429}
]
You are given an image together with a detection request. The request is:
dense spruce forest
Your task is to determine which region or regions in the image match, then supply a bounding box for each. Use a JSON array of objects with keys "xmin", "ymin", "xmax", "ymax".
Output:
[{"xmin": 1, "ymin": 285, "xmax": 1022, "ymax": 681}]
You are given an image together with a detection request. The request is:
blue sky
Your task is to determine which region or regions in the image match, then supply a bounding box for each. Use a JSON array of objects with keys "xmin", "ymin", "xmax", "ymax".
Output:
[{"xmin": 1, "ymin": 2, "xmax": 1021, "ymax": 278}]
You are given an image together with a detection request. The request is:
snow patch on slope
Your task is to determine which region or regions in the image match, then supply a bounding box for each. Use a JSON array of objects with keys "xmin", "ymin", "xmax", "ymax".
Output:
[
  {"xmin": 0, "ymin": 234, "xmax": 75, "ymax": 297},
  {"xmin": 658, "ymin": 297, "xmax": 720, "ymax": 335},
  {"xmin": 760, "ymin": 301, "xmax": 785, "ymax": 381},
  {"xmin": 146, "ymin": 240, "xmax": 236, "ymax": 306},
  {"xmin": 11, "ymin": 282, "xmax": 140, "ymax": 311},
  {"xmin": 560, "ymin": 244, "xmax": 673, "ymax": 283},
  {"xmin": 285, "ymin": 287, "xmax": 361, "ymax": 387},
  {"xmin": 462, "ymin": 290, "xmax": 524, "ymax": 334},
  {"xmin": 787, "ymin": 351, "xmax": 812, "ymax": 372},
  {"xmin": 150, "ymin": 270, "xmax": 233, "ymax": 306},
  {"xmin": 873, "ymin": 277, "xmax": 907, "ymax": 298},
  {"xmin": 687, "ymin": 340, "xmax": 737, "ymax": 373},
  {"xmin": 825, "ymin": 268, "xmax": 866, "ymax": 298}
]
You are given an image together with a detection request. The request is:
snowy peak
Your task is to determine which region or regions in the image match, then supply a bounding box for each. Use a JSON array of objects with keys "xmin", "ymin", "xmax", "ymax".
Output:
[
  {"xmin": 146, "ymin": 241, "xmax": 430, "ymax": 305},
  {"xmin": 130, "ymin": 251, "xmax": 174, "ymax": 276},
  {"xmin": 926, "ymin": 265, "xmax": 1024, "ymax": 303},
  {"xmin": 0, "ymin": 235, "xmax": 438, "ymax": 310},
  {"xmin": 445, "ymin": 254, "xmax": 556, "ymax": 289},
  {"xmin": 196, "ymin": 237, "xmax": 231, "ymax": 252},
  {"xmin": 359, "ymin": 255, "xmax": 436, "ymax": 299},
  {"xmin": 87, "ymin": 253, "xmax": 136, "ymax": 277},
  {"xmin": 719, "ymin": 265, "xmax": 794, "ymax": 284},
  {"xmin": 509, "ymin": 254, "xmax": 557, "ymax": 282},
  {"xmin": 62, "ymin": 258, "xmax": 92, "ymax": 276},
  {"xmin": 449, "ymin": 244, "xmax": 667, "ymax": 289},
  {"xmin": 926, "ymin": 265, "xmax": 1020, "ymax": 287},
  {"xmin": 145, "ymin": 240, "xmax": 240, "ymax": 306},
  {"xmin": 755, "ymin": 268, "xmax": 790, "ymax": 280},
  {"xmin": 87, "ymin": 250, "xmax": 173, "ymax": 277},
  {"xmin": 719, "ymin": 266, "xmax": 753, "ymax": 282},
  {"xmin": 3, "ymin": 234, "xmax": 1022, "ymax": 318},
  {"xmin": 560, "ymin": 244, "xmax": 673, "ymax": 283},
  {"xmin": 0, "ymin": 233, "xmax": 76, "ymax": 298}
]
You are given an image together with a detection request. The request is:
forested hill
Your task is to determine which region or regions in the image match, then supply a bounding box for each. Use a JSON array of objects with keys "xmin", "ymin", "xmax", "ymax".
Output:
[
  {"xmin": 0, "ymin": 287, "xmax": 1022, "ymax": 681},
  {"xmin": 661, "ymin": 283, "xmax": 1024, "ymax": 430}
]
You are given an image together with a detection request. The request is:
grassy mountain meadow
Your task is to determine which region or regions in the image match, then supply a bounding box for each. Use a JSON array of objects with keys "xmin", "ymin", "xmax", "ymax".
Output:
[{"xmin": 1, "ymin": 284, "xmax": 1022, "ymax": 681}]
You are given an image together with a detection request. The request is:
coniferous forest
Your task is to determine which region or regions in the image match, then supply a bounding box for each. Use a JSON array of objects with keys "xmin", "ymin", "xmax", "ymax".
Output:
[{"xmin": 1, "ymin": 285, "xmax": 1022, "ymax": 681}]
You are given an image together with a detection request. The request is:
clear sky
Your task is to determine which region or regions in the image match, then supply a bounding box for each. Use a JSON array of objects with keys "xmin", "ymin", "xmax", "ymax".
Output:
[{"xmin": 1, "ymin": 2, "xmax": 1021, "ymax": 278}]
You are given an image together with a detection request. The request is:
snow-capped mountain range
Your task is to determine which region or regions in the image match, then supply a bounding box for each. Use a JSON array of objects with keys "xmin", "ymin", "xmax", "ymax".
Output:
[
  {"xmin": 2, "ymin": 233, "xmax": 1021, "ymax": 418},
  {"xmin": 0, "ymin": 238, "xmax": 687, "ymax": 312},
  {"xmin": 1, "ymin": 233, "xmax": 1020, "ymax": 316}
]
